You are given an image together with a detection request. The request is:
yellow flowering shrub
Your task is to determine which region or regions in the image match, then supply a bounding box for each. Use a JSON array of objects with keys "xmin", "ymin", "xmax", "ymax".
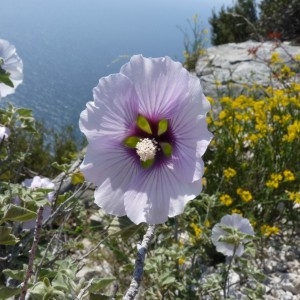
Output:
[{"xmin": 203, "ymin": 61, "xmax": 300, "ymax": 234}]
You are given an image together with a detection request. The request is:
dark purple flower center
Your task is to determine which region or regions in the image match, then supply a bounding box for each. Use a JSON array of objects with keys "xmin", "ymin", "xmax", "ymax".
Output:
[{"xmin": 123, "ymin": 115, "xmax": 175, "ymax": 168}]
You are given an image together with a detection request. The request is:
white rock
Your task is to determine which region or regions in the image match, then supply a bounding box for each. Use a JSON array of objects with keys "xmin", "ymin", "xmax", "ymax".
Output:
[{"xmin": 196, "ymin": 40, "xmax": 300, "ymax": 99}]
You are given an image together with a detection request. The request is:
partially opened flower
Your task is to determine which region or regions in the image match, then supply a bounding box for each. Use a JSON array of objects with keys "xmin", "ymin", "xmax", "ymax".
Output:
[
  {"xmin": 0, "ymin": 126, "xmax": 10, "ymax": 140},
  {"xmin": 21, "ymin": 176, "xmax": 55, "ymax": 229},
  {"xmin": 211, "ymin": 214, "xmax": 254, "ymax": 257},
  {"xmin": 80, "ymin": 55, "xmax": 212, "ymax": 224},
  {"xmin": 0, "ymin": 39, "xmax": 23, "ymax": 99}
]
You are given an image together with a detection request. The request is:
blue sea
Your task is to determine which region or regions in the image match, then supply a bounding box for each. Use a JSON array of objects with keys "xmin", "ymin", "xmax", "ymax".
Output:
[{"xmin": 0, "ymin": 0, "xmax": 233, "ymax": 137}]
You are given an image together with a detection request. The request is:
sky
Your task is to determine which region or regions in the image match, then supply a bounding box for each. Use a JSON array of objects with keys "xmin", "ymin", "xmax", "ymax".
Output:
[{"xmin": 0, "ymin": 0, "xmax": 238, "ymax": 132}]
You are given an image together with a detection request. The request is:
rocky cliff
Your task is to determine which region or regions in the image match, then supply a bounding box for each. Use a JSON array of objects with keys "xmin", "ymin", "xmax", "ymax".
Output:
[{"xmin": 196, "ymin": 40, "xmax": 300, "ymax": 99}]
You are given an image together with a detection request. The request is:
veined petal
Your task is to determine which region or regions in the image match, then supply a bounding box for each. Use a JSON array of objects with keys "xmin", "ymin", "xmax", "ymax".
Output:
[
  {"xmin": 80, "ymin": 139, "xmax": 138, "ymax": 185},
  {"xmin": 80, "ymin": 139, "xmax": 139, "ymax": 216},
  {"xmin": 0, "ymin": 39, "xmax": 23, "ymax": 98},
  {"xmin": 79, "ymin": 73, "xmax": 139, "ymax": 141},
  {"xmin": 120, "ymin": 55, "xmax": 189, "ymax": 120},
  {"xmin": 170, "ymin": 75, "xmax": 213, "ymax": 182},
  {"xmin": 124, "ymin": 165, "xmax": 202, "ymax": 224},
  {"xmin": 168, "ymin": 177, "xmax": 202, "ymax": 217}
]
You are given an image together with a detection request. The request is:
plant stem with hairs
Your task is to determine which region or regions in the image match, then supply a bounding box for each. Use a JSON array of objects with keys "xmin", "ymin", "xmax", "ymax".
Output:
[
  {"xmin": 19, "ymin": 206, "xmax": 44, "ymax": 300},
  {"xmin": 123, "ymin": 225, "xmax": 155, "ymax": 300}
]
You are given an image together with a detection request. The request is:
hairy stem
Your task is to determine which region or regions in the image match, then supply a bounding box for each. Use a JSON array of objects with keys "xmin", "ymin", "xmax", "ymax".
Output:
[
  {"xmin": 123, "ymin": 225, "xmax": 155, "ymax": 300},
  {"xmin": 20, "ymin": 206, "xmax": 44, "ymax": 300}
]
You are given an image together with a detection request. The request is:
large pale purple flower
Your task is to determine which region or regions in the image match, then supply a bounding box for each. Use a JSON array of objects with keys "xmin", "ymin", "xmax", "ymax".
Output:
[
  {"xmin": 0, "ymin": 126, "xmax": 10, "ymax": 141},
  {"xmin": 0, "ymin": 39, "xmax": 23, "ymax": 99},
  {"xmin": 80, "ymin": 55, "xmax": 212, "ymax": 224},
  {"xmin": 211, "ymin": 214, "xmax": 254, "ymax": 257},
  {"xmin": 21, "ymin": 176, "xmax": 55, "ymax": 230}
]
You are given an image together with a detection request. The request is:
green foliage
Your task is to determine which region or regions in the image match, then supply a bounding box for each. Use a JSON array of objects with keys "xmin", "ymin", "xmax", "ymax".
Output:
[
  {"xmin": 179, "ymin": 14, "xmax": 208, "ymax": 71},
  {"xmin": 209, "ymin": 0, "xmax": 300, "ymax": 45},
  {"xmin": 0, "ymin": 67, "xmax": 14, "ymax": 88},
  {"xmin": 259, "ymin": 0, "xmax": 300, "ymax": 43},
  {"xmin": 0, "ymin": 103, "xmax": 83, "ymax": 182},
  {"xmin": 209, "ymin": 0, "xmax": 258, "ymax": 45},
  {"xmin": 1, "ymin": 39, "xmax": 300, "ymax": 299}
]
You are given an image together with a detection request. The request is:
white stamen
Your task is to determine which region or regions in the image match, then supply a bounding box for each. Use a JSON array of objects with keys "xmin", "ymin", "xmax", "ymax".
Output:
[{"xmin": 136, "ymin": 138, "xmax": 157, "ymax": 162}]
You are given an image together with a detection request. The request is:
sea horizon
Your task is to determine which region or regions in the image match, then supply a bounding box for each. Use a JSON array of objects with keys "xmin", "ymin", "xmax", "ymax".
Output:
[{"xmin": 0, "ymin": 0, "xmax": 235, "ymax": 138}]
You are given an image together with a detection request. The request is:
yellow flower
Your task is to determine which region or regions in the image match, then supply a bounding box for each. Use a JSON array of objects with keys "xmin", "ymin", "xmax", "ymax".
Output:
[
  {"xmin": 202, "ymin": 177, "xmax": 207, "ymax": 188},
  {"xmin": 178, "ymin": 257, "xmax": 185, "ymax": 265},
  {"xmin": 218, "ymin": 110, "xmax": 227, "ymax": 120},
  {"xmin": 283, "ymin": 170, "xmax": 295, "ymax": 181},
  {"xmin": 236, "ymin": 188, "xmax": 253, "ymax": 202},
  {"xmin": 261, "ymin": 225, "xmax": 280, "ymax": 237},
  {"xmin": 206, "ymin": 96, "xmax": 215, "ymax": 104},
  {"xmin": 190, "ymin": 223, "xmax": 202, "ymax": 238},
  {"xmin": 283, "ymin": 120, "xmax": 300, "ymax": 142},
  {"xmin": 270, "ymin": 52, "xmax": 282, "ymax": 64},
  {"xmin": 206, "ymin": 115, "xmax": 213, "ymax": 125},
  {"xmin": 226, "ymin": 147, "xmax": 234, "ymax": 154},
  {"xmin": 223, "ymin": 167, "xmax": 237, "ymax": 180},
  {"xmin": 220, "ymin": 96, "xmax": 232, "ymax": 104},
  {"xmin": 294, "ymin": 54, "xmax": 300, "ymax": 62},
  {"xmin": 204, "ymin": 219, "xmax": 211, "ymax": 228},
  {"xmin": 280, "ymin": 65, "xmax": 295, "ymax": 78},
  {"xmin": 231, "ymin": 208, "xmax": 242, "ymax": 215},
  {"xmin": 219, "ymin": 194, "xmax": 233, "ymax": 206},
  {"xmin": 266, "ymin": 173, "xmax": 283, "ymax": 189},
  {"xmin": 287, "ymin": 191, "xmax": 300, "ymax": 204},
  {"xmin": 247, "ymin": 133, "xmax": 263, "ymax": 145}
]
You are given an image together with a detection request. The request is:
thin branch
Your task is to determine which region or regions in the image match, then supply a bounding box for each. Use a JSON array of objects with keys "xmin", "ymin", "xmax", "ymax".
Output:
[
  {"xmin": 123, "ymin": 225, "xmax": 155, "ymax": 300},
  {"xmin": 19, "ymin": 206, "xmax": 44, "ymax": 300},
  {"xmin": 34, "ymin": 232, "xmax": 58, "ymax": 282},
  {"xmin": 227, "ymin": 12, "xmax": 264, "ymax": 42},
  {"xmin": 43, "ymin": 182, "xmax": 90, "ymax": 226},
  {"xmin": 76, "ymin": 278, "xmax": 94, "ymax": 300}
]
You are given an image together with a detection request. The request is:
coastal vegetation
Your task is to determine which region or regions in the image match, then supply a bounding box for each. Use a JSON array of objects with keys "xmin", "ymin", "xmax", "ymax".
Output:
[{"xmin": 1, "ymin": 1, "xmax": 300, "ymax": 299}]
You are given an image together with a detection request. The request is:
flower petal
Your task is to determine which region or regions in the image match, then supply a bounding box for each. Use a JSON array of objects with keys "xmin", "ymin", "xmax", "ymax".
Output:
[
  {"xmin": 120, "ymin": 55, "xmax": 189, "ymax": 120},
  {"xmin": 80, "ymin": 140, "xmax": 139, "ymax": 216},
  {"xmin": 79, "ymin": 73, "xmax": 139, "ymax": 141},
  {"xmin": 124, "ymin": 165, "xmax": 202, "ymax": 224},
  {"xmin": 0, "ymin": 39, "xmax": 23, "ymax": 98},
  {"xmin": 171, "ymin": 74, "xmax": 213, "ymax": 182}
]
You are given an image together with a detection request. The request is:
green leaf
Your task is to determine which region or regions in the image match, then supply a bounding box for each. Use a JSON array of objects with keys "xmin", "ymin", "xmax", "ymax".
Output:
[
  {"xmin": 89, "ymin": 277, "xmax": 116, "ymax": 293},
  {"xmin": 0, "ymin": 69, "xmax": 14, "ymax": 87},
  {"xmin": 44, "ymin": 277, "xmax": 51, "ymax": 287},
  {"xmin": 0, "ymin": 286, "xmax": 20, "ymax": 299},
  {"xmin": 1, "ymin": 204, "xmax": 37, "ymax": 223},
  {"xmin": 30, "ymin": 282, "xmax": 53, "ymax": 299},
  {"xmin": 51, "ymin": 162, "xmax": 70, "ymax": 172},
  {"xmin": 17, "ymin": 108, "xmax": 34, "ymax": 118},
  {"xmin": 157, "ymin": 119, "xmax": 168, "ymax": 135},
  {"xmin": 160, "ymin": 142, "xmax": 173, "ymax": 157},
  {"xmin": 136, "ymin": 115, "xmax": 152, "ymax": 134},
  {"xmin": 2, "ymin": 269, "xmax": 25, "ymax": 281},
  {"xmin": 108, "ymin": 216, "xmax": 143, "ymax": 239},
  {"xmin": 0, "ymin": 227, "xmax": 19, "ymax": 245},
  {"xmin": 123, "ymin": 136, "xmax": 140, "ymax": 148},
  {"xmin": 160, "ymin": 274, "xmax": 177, "ymax": 286},
  {"xmin": 89, "ymin": 293, "xmax": 110, "ymax": 300}
]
